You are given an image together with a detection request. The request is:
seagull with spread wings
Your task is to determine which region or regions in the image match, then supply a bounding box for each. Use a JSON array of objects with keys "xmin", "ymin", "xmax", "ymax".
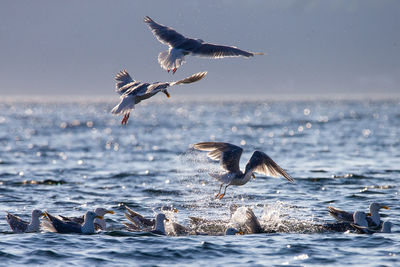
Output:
[
  {"xmin": 111, "ymin": 70, "xmax": 207, "ymax": 125},
  {"xmin": 194, "ymin": 142, "xmax": 294, "ymax": 199},
  {"xmin": 144, "ymin": 16, "xmax": 264, "ymax": 74}
]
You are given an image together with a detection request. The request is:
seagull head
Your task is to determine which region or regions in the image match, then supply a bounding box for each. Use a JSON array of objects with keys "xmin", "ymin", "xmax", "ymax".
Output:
[{"xmin": 94, "ymin": 207, "xmax": 115, "ymax": 217}]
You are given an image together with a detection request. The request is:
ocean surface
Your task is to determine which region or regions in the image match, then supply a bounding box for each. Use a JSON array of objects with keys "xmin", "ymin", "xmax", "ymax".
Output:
[{"xmin": 0, "ymin": 97, "xmax": 399, "ymax": 266}]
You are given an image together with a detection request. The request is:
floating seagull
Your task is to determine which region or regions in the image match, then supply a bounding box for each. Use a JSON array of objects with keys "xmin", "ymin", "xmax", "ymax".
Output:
[
  {"xmin": 43, "ymin": 211, "xmax": 103, "ymax": 234},
  {"xmin": 193, "ymin": 142, "xmax": 294, "ymax": 199},
  {"xmin": 111, "ymin": 70, "xmax": 207, "ymax": 125},
  {"xmin": 144, "ymin": 16, "xmax": 264, "ymax": 73},
  {"xmin": 323, "ymin": 211, "xmax": 369, "ymax": 233},
  {"xmin": 6, "ymin": 209, "xmax": 44, "ymax": 233},
  {"xmin": 328, "ymin": 202, "xmax": 389, "ymax": 229},
  {"xmin": 59, "ymin": 208, "xmax": 115, "ymax": 230},
  {"xmin": 124, "ymin": 206, "xmax": 187, "ymax": 235},
  {"xmin": 124, "ymin": 210, "xmax": 168, "ymax": 235},
  {"xmin": 352, "ymin": 221, "xmax": 392, "ymax": 234},
  {"xmin": 230, "ymin": 206, "xmax": 264, "ymax": 234}
]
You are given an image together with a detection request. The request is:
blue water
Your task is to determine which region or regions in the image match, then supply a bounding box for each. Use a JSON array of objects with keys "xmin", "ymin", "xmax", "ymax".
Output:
[{"xmin": 0, "ymin": 98, "xmax": 399, "ymax": 266}]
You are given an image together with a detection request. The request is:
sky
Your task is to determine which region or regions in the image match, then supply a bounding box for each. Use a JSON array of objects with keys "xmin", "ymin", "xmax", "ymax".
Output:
[{"xmin": 0, "ymin": 0, "xmax": 399, "ymax": 98}]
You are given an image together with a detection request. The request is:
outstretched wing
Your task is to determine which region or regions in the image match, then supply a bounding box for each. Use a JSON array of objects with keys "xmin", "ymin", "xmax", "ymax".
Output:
[
  {"xmin": 247, "ymin": 151, "xmax": 294, "ymax": 182},
  {"xmin": 115, "ymin": 70, "xmax": 140, "ymax": 95},
  {"xmin": 170, "ymin": 71, "xmax": 207, "ymax": 86},
  {"xmin": 144, "ymin": 16, "xmax": 186, "ymax": 47},
  {"xmin": 6, "ymin": 212, "xmax": 29, "ymax": 232},
  {"xmin": 194, "ymin": 142, "xmax": 243, "ymax": 173},
  {"xmin": 193, "ymin": 43, "xmax": 263, "ymax": 58}
]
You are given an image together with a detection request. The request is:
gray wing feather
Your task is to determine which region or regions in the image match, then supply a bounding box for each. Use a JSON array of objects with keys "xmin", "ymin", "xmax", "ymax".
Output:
[
  {"xmin": 170, "ymin": 71, "xmax": 207, "ymax": 86},
  {"xmin": 193, "ymin": 43, "xmax": 259, "ymax": 58},
  {"xmin": 45, "ymin": 212, "xmax": 82, "ymax": 233},
  {"xmin": 194, "ymin": 142, "xmax": 243, "ymax": 173},
  {"xmin": 6, "ymin": 212, "xmax": 29, "ymax": 232},
  {"xmin": 115, "ymin": 70, "xmax": 137, "ymax": 95},
  {"xmin": 328, "ymin": 207, "xmax": 354, "ymax": 223},
  {"xmin": 144, "ymin": 16, "xmax": 186, "ymax": 47},
  {"xmin": 248, "ymin": 151, "xmax": 294, "ymax": 182}
]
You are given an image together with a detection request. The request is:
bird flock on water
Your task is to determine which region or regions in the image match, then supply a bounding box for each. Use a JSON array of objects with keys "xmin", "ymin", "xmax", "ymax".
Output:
[{"xmin": 5, "ymin": 16, "xmax": 393, "ymax": 236}]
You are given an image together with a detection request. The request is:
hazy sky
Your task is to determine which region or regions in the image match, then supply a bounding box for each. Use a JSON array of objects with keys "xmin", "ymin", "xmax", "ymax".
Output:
[{"xmin": 1, "ymin": 0, "xmax": 399, "ymax": 98}]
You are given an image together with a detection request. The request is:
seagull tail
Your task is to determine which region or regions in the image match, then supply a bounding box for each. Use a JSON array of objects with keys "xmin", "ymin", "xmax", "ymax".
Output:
[
  {"xmin": 158, "ymin": 49, "xmax": 186, "ymax": 71},
  {"xmin": 110, "ymin": 96, "xmax": 135, "ymax": 115},
  {"xmin": 172, "ymin": 71, "xmax": 207, "ymax": 86}
]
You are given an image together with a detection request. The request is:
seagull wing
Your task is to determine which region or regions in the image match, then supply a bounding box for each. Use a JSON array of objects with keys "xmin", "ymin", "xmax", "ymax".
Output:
[
  {"xmin": 115, "ymin": 70, "xmax": 138, "ymax": 95},
  {"xmin": 6, "ymin": 212, "xmax": 29, "ymax": 232},
  {"xmin": 194, "ymin": 142, "xmax": 243, "ymax": 173},
  {"xmin": 44, "ymin": 212, "xmax": 82, "ymax": 233},
  {"xmin": 247, "ymin": 151, "xmax": 294, "ymax": 182},
  {"xmin": 328, "ymin": 207, "xmax": 354, "ymax": 223},
  {"xmin": 192, "ymin": 43, "xmax": 263, "ymax": 58},
  {"xmin": 144, "ymin": 16, "xmax": 186, "ymax": 47},
  {"xmin": 170, "ymin": 71, "xmax": 208, "ymax": 86}
]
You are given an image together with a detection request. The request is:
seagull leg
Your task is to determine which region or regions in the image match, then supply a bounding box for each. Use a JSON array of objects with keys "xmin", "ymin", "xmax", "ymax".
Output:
[
  {"xmin": 215, "ymin": 184, "xmax": 223, "ymax": 198},
  {"xmin": 121, "ymin": 113, "xmax": 130, "ymax": 125},
  {"xmin": 218, "ymin": 185, "xmax": 229, "ymax": 200},
  {"xmin": 172, "ymin": 68, "xmax": 177, "ymax": 74},
  {"xmin": 167, "ymin": 69, "xmax": 170, "ymax": 73}
]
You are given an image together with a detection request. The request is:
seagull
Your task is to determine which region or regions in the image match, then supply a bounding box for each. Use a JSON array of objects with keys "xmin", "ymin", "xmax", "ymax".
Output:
[
  {"xmin": 323, "ymin": 211, "xmax": 369, "ymax": 233},
  {"xmin": 193, "ymin": 142, "xmax": 294, "ymax": 199},
  {"xmin": 58, "ymin": 208, "xmax": 115, "ymax": 230},
  {"xmin": 328, "ymin": 202, "xmax": 389, "ymax": 229},
  {"xmin": 43, "ymin": 211, "xmax": 103, "ymax": 234},
  {"xmin": 230, "ymin": 206, "xmax": 264, "ymax": 234},
  {"xmin": 352, "ymin": 221, "xmax": 393, "ymax": 234},
  {"xmin": 144, "ymin": 16, "xmax": 264, "ymax": 73},
  {"xmin": 6, "ymin": 209, "xmax": 44, "ymax": 233},
  {"xmin": 111, "ymin": 70, "xmax": 207, "ymax": 125},
  {"xmin": 123, "ymin": 206, "xmax": 188, "ymax": 235}
]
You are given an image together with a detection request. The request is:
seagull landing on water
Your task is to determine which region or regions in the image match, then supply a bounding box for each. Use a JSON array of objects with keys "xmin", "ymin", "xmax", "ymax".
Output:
[
  {"xmin": 144, "ymin": 16, "xmax": 264, "ymax": 74},
  {"xmin": 111, "ymin": 70, "xmax": 207, "ymax": 125},
  {"xmin": 193, "ymin": 142, "xmax": 294, "ymax": 199}
]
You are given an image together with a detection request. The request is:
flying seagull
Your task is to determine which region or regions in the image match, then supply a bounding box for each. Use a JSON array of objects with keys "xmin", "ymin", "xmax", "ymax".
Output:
[
  {"xmin": 111, "ymin": 70, "xmax": 207, "ymax": 125},
  {"xmin": 144, "ymin": 16, "xmax": 264, "ymax": 73},
  {"xmin": 194, "ymin": 142, "xmax": 294, "ymax": 199},
  {"xmin": 6, "ymin": 209, "xmax": 44, "ymax": 233}
]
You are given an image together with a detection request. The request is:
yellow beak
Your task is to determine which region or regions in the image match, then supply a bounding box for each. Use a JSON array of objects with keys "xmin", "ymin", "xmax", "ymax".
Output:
[
  {"xmin": 163, "ymin": 91, "xmax": 170, "ymax": 98},
  {"xmin": 106, "ymin": 210, "xmax": 115, "ymax": 215},
  {"xmin": 96, "ymin": 215, "xmax": 104, "ymax": 220},
  {"xmin": 382, "ymin": 206, "xmax": 390, "ymax": 210},
  {"xmin": 252, "ymin": 174, "xmax": 256, "ymax": 179}
]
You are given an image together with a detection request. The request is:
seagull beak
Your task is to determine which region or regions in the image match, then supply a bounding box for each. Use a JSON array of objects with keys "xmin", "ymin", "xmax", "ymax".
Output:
[
  {"xmin": 165, "ymin": 218, "xmax": 170, "ymax": 222},
  {"xmin": 163, "ymin": 90, "xmax": 170, "ymax": 98},
  {"xmin": 252, "ymin": 174, "xmax": 256, "ymax": 179},
  {"xmin": 173, "ymin": 208, "xmax": 178, "ymax": 213},
  {"xmin": 40, "ymin": 212, "xmax": 46, "ymax": 218},
  {"xmin": 381, "ymin": 206, "xmax": 389, "ymax": 210},
  {"xmin": 96, "ymin": 216, "xmax": 104, "ymax": 220},
  {"xmin": 238, "ymin": 231, "xmax": 244, "ymax": 235},
  {"xmin": 106, "ymin": 210, "xmax": 115, "ymax": 215},
  {"xmin": 366, "ymin": 213, "xmax": 372, "ymax": 216}
]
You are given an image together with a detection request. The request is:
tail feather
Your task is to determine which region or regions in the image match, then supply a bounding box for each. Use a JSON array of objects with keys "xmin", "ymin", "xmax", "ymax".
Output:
[
  {"xmin": 158, "ymin": 49, "xmax": 185, "ymax": 70},
  {"xmin": 110, "ymin": 95, "xmax": 135, "ymax": 115}
]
